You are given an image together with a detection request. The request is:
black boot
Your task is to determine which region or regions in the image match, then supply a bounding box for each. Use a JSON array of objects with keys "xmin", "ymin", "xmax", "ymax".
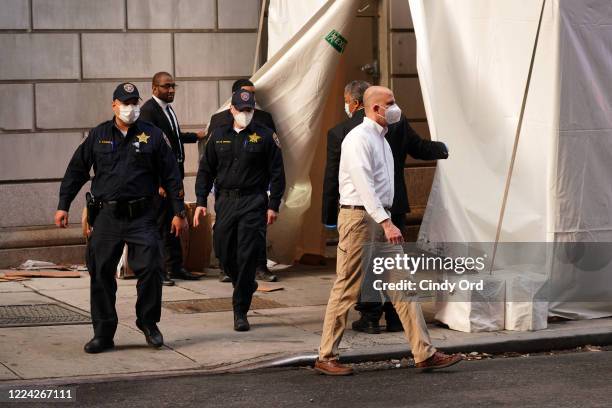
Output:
[
  {"xmin": 162, "ymin": 272, "xmax": 175, "ymax": 286},
  {"xmin": 219, "ymin": 268, "xmax": 231, "ymax": 283},
  {"xmin": 84, "ymin": 337, "xmax": 114, "ymax": 354},
  {"xmin": 233, "ymin": 312, "xmax": 250, "ymax": 332},
  {"xmin": 255, "ymin": 265, "xmax": 278, "ymax": 282},
  {"xmin": 169, "ymin": 267, "xmax": 201, "ymax": 281},
  {"xmin": 136, "ymin": 321, "xmax": 164, "ymax": 348},
  {"xmin": 385, "ymin": 307, "xmax": 404, "ymax": 332},
  {"xmin": 351, "ymin": 315, "xmax": 381, "ymax": 334}
]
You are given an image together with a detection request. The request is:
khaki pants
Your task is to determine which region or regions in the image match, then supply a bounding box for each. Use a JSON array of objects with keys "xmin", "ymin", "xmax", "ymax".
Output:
[{"xmin": 318, "ymin": 208, "xmax": 436, "ymax": 364}]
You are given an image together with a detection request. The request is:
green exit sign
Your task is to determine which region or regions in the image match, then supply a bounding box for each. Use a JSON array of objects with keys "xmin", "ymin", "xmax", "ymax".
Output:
[{"xmin": 324, "ymin": 30, "xmax": 348, "ymax": 54}]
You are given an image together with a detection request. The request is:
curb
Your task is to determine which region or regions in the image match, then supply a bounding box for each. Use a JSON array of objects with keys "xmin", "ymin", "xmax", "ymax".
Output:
[
  {"xmin": 258, "ymin": 329, "xmax": 612, "ymax": 368},
  {"xmin": 1, "ymin": 329, "xmax": 611, "ymax": 387}
]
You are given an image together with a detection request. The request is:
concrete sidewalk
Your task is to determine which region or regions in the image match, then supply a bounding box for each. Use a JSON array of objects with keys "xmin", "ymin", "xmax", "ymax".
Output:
[{"xmin": 1, "ymin": 264, "xmax": 612, "ymax": 385}]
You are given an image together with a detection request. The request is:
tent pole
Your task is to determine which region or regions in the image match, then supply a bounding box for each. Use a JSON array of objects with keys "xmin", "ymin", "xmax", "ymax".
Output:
[
  {"xmin": 253, "ymin": 0, "xmax": 270, "ymax": 75},
  {"xmin": 489, "ymin": 0, "xmax": 547, "ymax": 274}
]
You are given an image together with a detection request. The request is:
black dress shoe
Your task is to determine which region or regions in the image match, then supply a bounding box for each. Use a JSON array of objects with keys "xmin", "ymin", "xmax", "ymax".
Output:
[
  {"xmin": 351, "ymin": 316, "xmax": 381, "ymax": 334},
  {"xmin": 162, "ymin": 274, "xmax": 175, "ymax": 286},
  {"xmin": 169, "ymin": 267, "xmax": 201, "ymax": 281},
  {"xmin": 385, "ymin": 321, "xmax": 404, "ymax": 332},
  {"xmin": 385, "ymin": 310, "xmax": 404, "ymax": 332},
  {"xmin": 219, "ymin": 270, "xmax": 231, "ymax": 282},
  {"xmin": 255, "ymin": 266, "xmax": 278, "ymax": 282},
  {"xmin": 84, "ymin": 337, "xmax": 114, "ymax": 354},
  {"xmin": 233, "ymin": 313, "xmax": 250, "ymax": 332},
  {"xmin": 136, "ymin": 321, "xmax": 164, "ymax": 348}
]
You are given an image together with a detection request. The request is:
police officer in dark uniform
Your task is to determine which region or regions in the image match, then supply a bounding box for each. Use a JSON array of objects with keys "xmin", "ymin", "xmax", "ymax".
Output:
[
  {"xmin": 194, "ymin": 90, "xmax": 285, "ymax": 332},
  {"xmin": 54, "ymin": 83, "xmax": 188, "ymax": 353},
  {"xmin": 206, "ymin": 78, "xmax": 279, "ymax": 283}
]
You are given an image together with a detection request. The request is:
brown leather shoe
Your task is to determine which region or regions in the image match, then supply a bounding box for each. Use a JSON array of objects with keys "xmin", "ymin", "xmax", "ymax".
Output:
[
  {"xmin": 314, "ymin": 359, "xmax": 354, "ymax": 376},
  {"xmin": 416, "ymin": 351, "xmax": 463, "ymax": 372}
]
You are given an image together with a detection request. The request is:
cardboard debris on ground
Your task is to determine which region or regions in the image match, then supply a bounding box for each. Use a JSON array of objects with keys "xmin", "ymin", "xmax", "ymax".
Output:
[
  {"xmin": 0, "ymin": 275, "xmax": 31, "ymax": 282},
  {"xmin": 256, "ymin": 283, "xmax": 284, "ymax": 293},
  {"xmin": 4, "ymin": 270, "xmax": 82, "ymax": 278},
  {"xmin": 15, "ymin": 260, "xmax": 72, "ymax": 271}
]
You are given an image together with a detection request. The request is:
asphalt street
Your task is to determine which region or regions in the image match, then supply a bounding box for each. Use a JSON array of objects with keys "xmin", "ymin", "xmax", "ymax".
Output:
[{"xmin": 5, "ymin": 350, "xmax": 612, "ymax": 408}]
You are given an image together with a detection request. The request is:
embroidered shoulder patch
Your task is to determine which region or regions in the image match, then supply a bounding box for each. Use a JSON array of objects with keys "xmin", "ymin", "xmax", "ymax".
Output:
[{"xmin": 273, "ymin": 133, "xmax": 281, "ymax": 149}]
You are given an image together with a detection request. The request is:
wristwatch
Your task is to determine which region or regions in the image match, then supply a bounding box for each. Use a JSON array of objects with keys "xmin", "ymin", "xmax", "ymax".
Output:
[{"xmin": 175, "ymin": 210, "xmax": 187, "ymax": 219}]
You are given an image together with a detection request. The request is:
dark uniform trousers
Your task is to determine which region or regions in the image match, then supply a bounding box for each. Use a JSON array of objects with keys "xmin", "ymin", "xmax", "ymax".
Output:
[
  {"xmin": 155, "ymin": 196, "xmax": 183, "ymax": 272},
  {"xmin": 87, "ymin": 205, "xmax": 163, "ymax": 338},
  {"xmin": 213, "ymin": 192, "xmax": 267, "ymax": 314},
  {"xmin": 206, "ymin": 109, "xmax": 278, "ymax": 271}
]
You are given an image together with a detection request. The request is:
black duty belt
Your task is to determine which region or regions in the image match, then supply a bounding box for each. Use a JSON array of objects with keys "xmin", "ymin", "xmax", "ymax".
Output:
[
  {"xmin": 218, "ymin": 188, "xmax": 264, "ymax": 199},
  {"xmin": 102, "ymin": 197, "xmax": 151, "ymax": 219}
]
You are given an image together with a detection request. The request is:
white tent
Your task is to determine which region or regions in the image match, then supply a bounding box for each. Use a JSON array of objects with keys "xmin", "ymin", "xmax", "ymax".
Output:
[
  {"xmin": 252, "ymin": 0, "xmax": 359, "ymax": 263},
  {"xmin": 410, "ymin": 0, "xmax": 612, "ymax": 319}
]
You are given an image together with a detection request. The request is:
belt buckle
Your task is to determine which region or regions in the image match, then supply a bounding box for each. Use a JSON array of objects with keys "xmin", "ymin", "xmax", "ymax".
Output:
[{"xmin": 115, "ymin": 201, "xmax": 128, "ymax": 217}]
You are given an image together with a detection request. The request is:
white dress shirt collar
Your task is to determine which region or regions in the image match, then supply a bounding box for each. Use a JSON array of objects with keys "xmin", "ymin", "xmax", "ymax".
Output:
[
  {"xmin": 152, "ymin": 94, "xmax": 169, "ymax": 110},
  {"xmin": 362, "ymin": 116, "xmax": 388, "ymax": 138}
]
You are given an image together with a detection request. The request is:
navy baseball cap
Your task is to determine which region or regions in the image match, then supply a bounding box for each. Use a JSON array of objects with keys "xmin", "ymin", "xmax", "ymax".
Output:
[
  {"xmin": 231, "ymin": 89, "xmax": 255, "ymax": 110},
  {"xmin": 113, "ymin": 82, "xmax": 141, "ymax": 102}
]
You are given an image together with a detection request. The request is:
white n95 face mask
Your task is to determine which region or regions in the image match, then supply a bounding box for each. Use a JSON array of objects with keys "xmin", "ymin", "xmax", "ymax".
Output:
[
  {"xmin": 344, "ymin": 103, "xmax": 352, "ymax": 118},
  {"xmin": 234, "ymin": 110, "xmax": 254, "ymax": 128},
  {"xmin": 384, "ymin": 104, "xmax": 402, "ymax": 125},
  {"xmin": 118, "ymin": 104, "xmax": 140, "ymax": 124}
]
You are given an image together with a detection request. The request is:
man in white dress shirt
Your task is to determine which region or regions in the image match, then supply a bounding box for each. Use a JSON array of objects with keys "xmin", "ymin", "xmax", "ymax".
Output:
[{"xmin": 314, "ymin": 86, "xmax": 462, "ymax": 376}]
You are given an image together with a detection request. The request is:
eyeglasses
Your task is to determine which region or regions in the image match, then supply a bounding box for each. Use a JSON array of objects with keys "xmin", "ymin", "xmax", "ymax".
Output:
[{"xmin": 157, "ymin": 83, "xmax": 178, "ymax": 89}]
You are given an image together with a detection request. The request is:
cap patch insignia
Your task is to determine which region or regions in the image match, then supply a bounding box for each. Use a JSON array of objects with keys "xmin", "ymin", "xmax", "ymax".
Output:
[
  {"xmin": 124, "ymin": 83, "xmax": 135, "ymax": 93},
  {"xmin": 240, "ymin": 91, "xmax": 250, "ymax": 101}
]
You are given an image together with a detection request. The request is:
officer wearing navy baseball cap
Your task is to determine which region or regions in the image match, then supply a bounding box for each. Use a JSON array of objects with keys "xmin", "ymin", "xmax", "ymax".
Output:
[
  {"xmin": 113, "ymin": 81, "xmax": 141, "ymax": 102},
  {"xmin": 55, "ymin": 82, "xmax": 188, "ymax": 353},
  {"xmin": 206, "ymin": 79, "xmax": 279, "ymax": 284},
  {"xmin": 194, "ymin": 89, "xmax": 286, "ymax": 332}
]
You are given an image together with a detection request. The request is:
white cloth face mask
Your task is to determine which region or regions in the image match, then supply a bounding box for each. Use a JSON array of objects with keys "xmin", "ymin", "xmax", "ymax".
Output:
[
  {"xmin": 118, "ymin": 104, "xmax": 140, "ymax": 124},
  {"xmin": 344, "ymin": 103, "xmax": 352, "ymax": 118},
  {"xmin": 234, "ymin": 110, "xmax": 254, "ymax": 128},
  {"xmin": 383, "ymin": 104, "xmax": 402, "ymax": 125}
]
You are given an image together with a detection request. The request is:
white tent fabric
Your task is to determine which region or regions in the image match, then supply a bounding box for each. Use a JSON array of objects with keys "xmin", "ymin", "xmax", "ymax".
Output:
[
  {"xmin": 410, "ymin": 0, "xmax": 612, "ymax": 319},
  {"xmin": 267, "ymin": 0, "xmax": 326, "ymax": 58},
  {"xmin": 251, "ymin": 0, "xmax": 359, "ymax": 263}
]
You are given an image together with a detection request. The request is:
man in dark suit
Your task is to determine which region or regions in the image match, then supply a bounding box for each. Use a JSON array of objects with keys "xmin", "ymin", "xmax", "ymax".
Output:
[
  {"xmin": 140, "ymin": 71, "xmax": 206, "ymax": 285},
  {"xmin": 206, "ymin": 79, "xmax": 278, "ymax": 283},
  {"xmin": 321, "ymin": 80, "xmax": 371, "ymax": 228},
  {"xmin": 322, "ymin": 80, "xmax": 449, "ymax": 334}
]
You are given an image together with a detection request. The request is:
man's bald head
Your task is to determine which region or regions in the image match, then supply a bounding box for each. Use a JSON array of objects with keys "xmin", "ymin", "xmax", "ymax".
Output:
[
  {"xmin": 364, "ymin": 86, "xmax": 393, "ymax": 109},
  {"xmin": 364, "ymin": 86, "xmax": 396, "ymax": 126}
]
